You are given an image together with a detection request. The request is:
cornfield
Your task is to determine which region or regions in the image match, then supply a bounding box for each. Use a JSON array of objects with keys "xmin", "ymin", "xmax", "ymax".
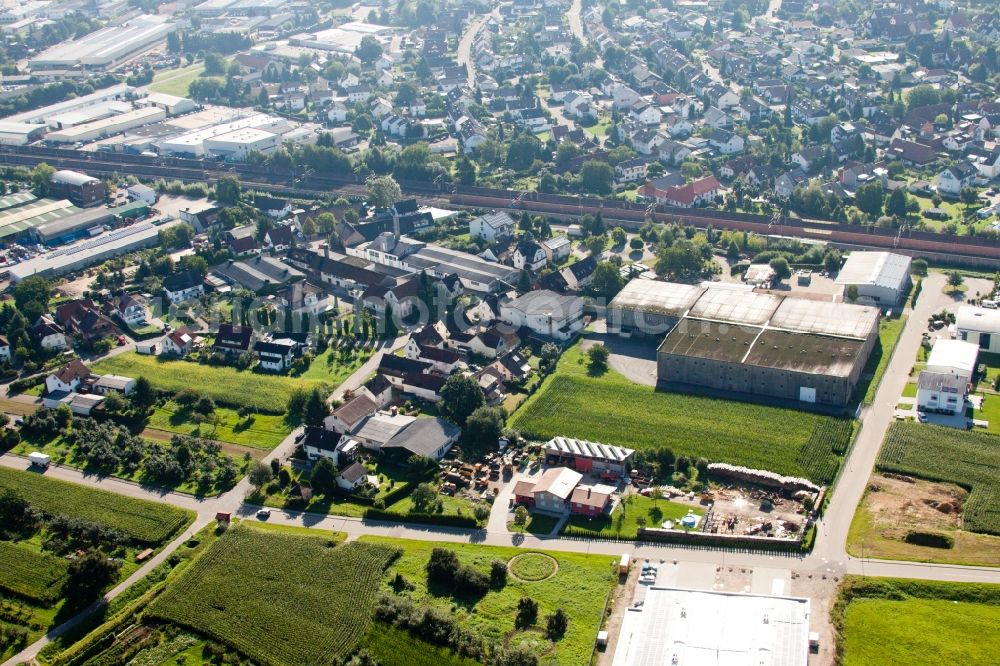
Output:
[
  {"xmin": 148, "ymin": 526, "xmax": 401, "ymax": 665},
  {"xmin": 0, "ymin": 468, "xmax": 191, "ymax": 545}
]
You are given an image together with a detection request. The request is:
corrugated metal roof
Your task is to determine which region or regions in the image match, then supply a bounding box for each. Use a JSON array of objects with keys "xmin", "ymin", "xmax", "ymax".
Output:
[
  {"xmin": 834, "ymin": 251, "xmax": 911, "ymax": 290},
  {"xmin": 544, "ymin": 436, "xmax": 635, "ymax": 463}
]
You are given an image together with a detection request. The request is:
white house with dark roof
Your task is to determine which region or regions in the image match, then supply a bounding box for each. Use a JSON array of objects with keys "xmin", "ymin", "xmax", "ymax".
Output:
[
  {"xmin": 936, "ymin": 161, "xmax": 979, "ymax": 196},
  {"xmin": 513, "ymin": 240, "xmax": 547, "ymax": 272},
  {"xmin": 470, "ymin": 211, "xmax": 516, "ymax": 242}
]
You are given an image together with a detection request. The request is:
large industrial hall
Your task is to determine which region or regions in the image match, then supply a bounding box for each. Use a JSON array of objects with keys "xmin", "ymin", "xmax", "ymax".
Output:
[{"xmin": 609, "ymin": 280, "xmax": 881, "ymax": 406}]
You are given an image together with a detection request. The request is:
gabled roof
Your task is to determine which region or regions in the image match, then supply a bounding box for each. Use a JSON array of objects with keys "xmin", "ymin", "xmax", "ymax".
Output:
[
  {"xmin": 332, "ymin": 394, "xmax": 377, "ymax": 429},
  {"xmin": 52, "ymin": 359, "xmax": 90, "ymax": 384},
  {"xmin": 213, "ymin": 323, "xmax": 253, "ymax": 352},
  {"xmin": 303, "ymin": 426, "xmax": 341, "ymax": 452},
  {"xmin": 382, "ymin": 416, "xmax": 459, "ymax": 458},
  {"xmin": 532, "ymin": 466, "xmax": 583, "ymax": 500},
  {"xmin": 163, "ymin": 270, "xmax": 202, "ymax": 293},
  {"xmin": 339, "ymin": 461, "xmax": 367, "ymax": 483}
]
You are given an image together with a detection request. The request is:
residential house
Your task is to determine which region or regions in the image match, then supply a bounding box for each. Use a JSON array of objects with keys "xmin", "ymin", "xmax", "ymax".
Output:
[
  {"xmin": 264, "ymin": 225, "xmax": 294, "ymax": 251},
  {"xmin": 336, "ymin": 462, "xmax": 368, "ymax": 491},
  {"xmin": 888, "ymin": 138, "xmax": 937, "ymax": 166},
  {"xmin": 45, "ymin": 359, "xmax": 90, "ymax": 395},
  {"xmin": 163, "ymin": 270, "xmax": 204, "ymax": 304},
  {"xmin": 359, "ymin": 373, "xmax": 393, "ymax": 408},
  {"xmin": 254, "ymin": 339, "xmax": 297, "ymax": 372},
  {"xmin": 791, "ymin": 146, "xmax": 827, "ymax": 174},
  {"xmin": 405, "ymin": 340, "xmax": 464, "ymax": 374},
  {"xmin": 501, "ymin": 290, "xmax": 584, "ymax": 342},
  {"xmin": 513, "ymin": 240, "xmax": 547, "ymax": 272},
  {"xmin": 116, "ymin": 293, "xmax": 146, "ymax": 326},
  {"xmin": 92, "ymin": 374, "xmax": 136, "ymax": 396},
  {"xmin": 560, "ymin": 255, "xmax": 598, "ymax": 291},
  {"xmin": 55, "ymin": 300, "xmax": 119, "ymax": 346},
  {"xmin": 0, "ymin": 335, "xmax": 9, "ymax": 363},
  {"xmin": 708, "ymin": 129, "xmax": 745, "ymax": 155},
  {"xmin": 32, "ymin": 316, "xmax": 67, "ymax": 350},
  {"xmin": 513, "ymin": 466, "xmax": 583, "ymax": 512},
  {"xmin": 162, "ymin": 329, "xmax": 194, "ymax": 356},
  {"xmin": 640, "ymin": 176, "xmax": 722, "ymax": 208},
  {"xmin": 213, "ymin": 323, "xmax": 253, "ymax": 356},
  {"xmin": 541, "ymin": 235, "xmax": 571, "ymax": 262},
  {"xmin": 470, "ymin": 211, "xmax": 516, "ymax": 242},
  {"xmin": 275, "ymin": 281, "xmax": 325, "ymax": 315},
  {"xmin": 936, "ymin": 161, "xmax": 978, "ymax": 196},
  {"xmin": 615, "ymin": 156, "xmax": 650, "ymax": 183},
  {"xmin": 570, "ymin": 484, "xmax": 615, "ymax": 517},
  {"xmin": 326, "ymin": 394, "xmax": 377, "ymax": 434},
  {"xmin": 301, "ymin": 426, "xmax": 343, "ymax": 462}
]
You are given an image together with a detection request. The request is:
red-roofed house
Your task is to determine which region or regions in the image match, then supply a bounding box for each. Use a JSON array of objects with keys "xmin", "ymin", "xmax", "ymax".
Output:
[{"xmin": 639, "ymin": 175, "xmax": 721, "ymax": 207}]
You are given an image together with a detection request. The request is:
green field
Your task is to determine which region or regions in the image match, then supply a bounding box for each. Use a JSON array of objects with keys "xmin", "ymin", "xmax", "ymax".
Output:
[
  {"xmin": 148, "ymin": 526, "xmax": 401, "ymax": 666},
  {"xmin": 878, "ymin": 422, "xmax": 1000, "ymax": 535},
  {"xmin": 0, "ymin": 467, "xmax": 192, "ymax": 545},
  {"xmin": 359, "ymin": 625, "xmax": 479, "ymax": 666},
  {"xmin": 0, "ymin": 540, "xmax": 68, "ymax": 604},
  {"xmin": 360, "ymin": 537, "xmax": 615, "ymax": 666},
  {"xmin": 861, "ymin": 316, "xmax": 907, "ymax": 405},
  {"xmin": 91, "ymin": 353, "xmax": 334, "ymax": 414},
  {"xmin": 837, "ymin": 577, "xmax": 1000, "ymax": 666},
  {"xmin": 562, "ymin": 495, "xmax": 703, "ymax": 539},
  {"xmin": 510, "ymin": 344, "xmax": 854, "ymax": 483},
  {"xmin": 148, "ymin": 402, "xmax": 292, "ymax": 449},
  {"xmin": 149, "ymin": 63, "xmax": 206, "ymax": 97}
]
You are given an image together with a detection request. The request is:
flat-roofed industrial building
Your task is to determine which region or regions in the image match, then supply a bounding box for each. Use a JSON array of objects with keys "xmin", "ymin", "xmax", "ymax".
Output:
[
  {"xmin": 612, "ymin": 587, "xmax": 810, "ymax": 666},
  {"xmin": 655, "ymin": 285, "xmax": 879, "ymax": 406},
  {"xmin": 28, "ymin": 15, "xmax": 175, "ymax": 70},
  {"xmin": 834, "ymin": 251, "xmax": 912, "ymax": 306}
]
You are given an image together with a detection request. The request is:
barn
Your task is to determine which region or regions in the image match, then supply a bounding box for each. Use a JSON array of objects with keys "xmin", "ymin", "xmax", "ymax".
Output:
[{"xmin": 543, "ymin": 437, "xmax": 635, "ymax": 479}]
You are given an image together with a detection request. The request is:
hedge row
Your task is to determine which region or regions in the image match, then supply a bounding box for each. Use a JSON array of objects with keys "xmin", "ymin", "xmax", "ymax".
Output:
[{"xmin": 363, "ymin": 509, "xmax": 480, "ymax": 529}]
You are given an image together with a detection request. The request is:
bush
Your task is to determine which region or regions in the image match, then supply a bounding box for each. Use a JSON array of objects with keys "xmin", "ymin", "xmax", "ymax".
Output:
[
  {"xmin": 454, "ymin": 564, "xmax": 490, "ymax": 598},
  {"xmin": 490, "ymin": 559, "xmax": 508, "ymax": 588},
  {"xmin": 516, "ymin": 597, "xmax": 538, "ymax": 628},
  {"xmin": 904, "ymin": 531, "xmax": 954, "ymax": 549},
  {"xmin": 426, "ymin": 547, "xmax": 460, "ymax": 585},
  {"xmin": 545, "ymin": 608, "xmax": 568, "ymax": 639}
]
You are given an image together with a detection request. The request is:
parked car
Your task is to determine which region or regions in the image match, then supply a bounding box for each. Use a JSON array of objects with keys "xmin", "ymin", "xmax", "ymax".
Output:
[{"xmin": 256, "ymin": 508, "xmax": 272, "ymax": 519}]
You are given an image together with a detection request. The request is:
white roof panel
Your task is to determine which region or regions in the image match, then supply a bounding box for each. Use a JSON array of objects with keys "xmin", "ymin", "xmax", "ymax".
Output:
[{"xmin": 835, "ymin": 251, "xmax": 911, "ymax": 290}]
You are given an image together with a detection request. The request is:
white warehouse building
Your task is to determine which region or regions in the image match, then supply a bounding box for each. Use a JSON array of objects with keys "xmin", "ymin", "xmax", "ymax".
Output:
[
  {"xmin": 45, "ymin": 107, "xmax": 166, "ymax": 144},
  {"xmin": 203, "ymin": 128, "xmax": 280, "ymax": 160},
  {"xmin": 0, "ymin": 121, "xmax": 46, "ymax": 145},
  {"xmin": 28, "ymin": 15, "xmax": 175, "ymax": 71},
  {"xmin": 835, "ymin": 251, "xmax": 912, "ymax": 306},
  {"xmin": 957, "ymin": 305, "xmax": 1000, "ymax": 353}
]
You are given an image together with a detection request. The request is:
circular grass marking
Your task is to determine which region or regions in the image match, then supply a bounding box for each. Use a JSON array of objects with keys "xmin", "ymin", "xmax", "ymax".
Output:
[
  {"xmin": 504, "ymin": 627, "xmax": 554, "ymax": 656},
  {"xmin": 508, "ymin": 552, "xmax": 558, "ymax": 582}
]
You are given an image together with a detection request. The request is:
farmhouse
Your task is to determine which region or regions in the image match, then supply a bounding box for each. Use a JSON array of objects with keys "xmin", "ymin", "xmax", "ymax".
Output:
[
  {"xmin": 513, "ymin": 466, "xmax": 583, "ymax": 513},
  {"xmin": 957, "ymin": 305, "xmax": 1000, "ymax": 353},
  {"xmin": 352, "ymin": 411, "xmax": 459, "ymax": 460},
  {"xmin": 543, "ymin": 437, "xmax": 635, "ymax": 479},
  {"xmin": 834, "ymin": 251, "xmax": 912, "ymax": 305}
]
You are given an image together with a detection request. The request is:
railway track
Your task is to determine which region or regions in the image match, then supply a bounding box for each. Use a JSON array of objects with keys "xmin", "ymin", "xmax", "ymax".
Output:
[{"xmin": 2, "ymin": 145, "xmax": 999, "ymax": 266}]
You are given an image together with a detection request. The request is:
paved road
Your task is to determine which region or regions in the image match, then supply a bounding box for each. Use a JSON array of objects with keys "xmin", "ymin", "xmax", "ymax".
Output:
[
  {"xmin": 6, "ymin": 272, "xmax": 1000, "ymax": 665},
  {"xmin": 456, "ymin": 9, "xmax": 492, "ymax": 89},
  {"xmin": 568, "ymin": 0, "xmax": 585, "ymax": 42}
]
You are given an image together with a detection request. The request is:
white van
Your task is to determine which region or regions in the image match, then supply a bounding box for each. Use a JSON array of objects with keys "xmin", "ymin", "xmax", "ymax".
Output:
[{"xmin": 28, "ymin": 452, "xmax": 51, "ymax": 468}]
